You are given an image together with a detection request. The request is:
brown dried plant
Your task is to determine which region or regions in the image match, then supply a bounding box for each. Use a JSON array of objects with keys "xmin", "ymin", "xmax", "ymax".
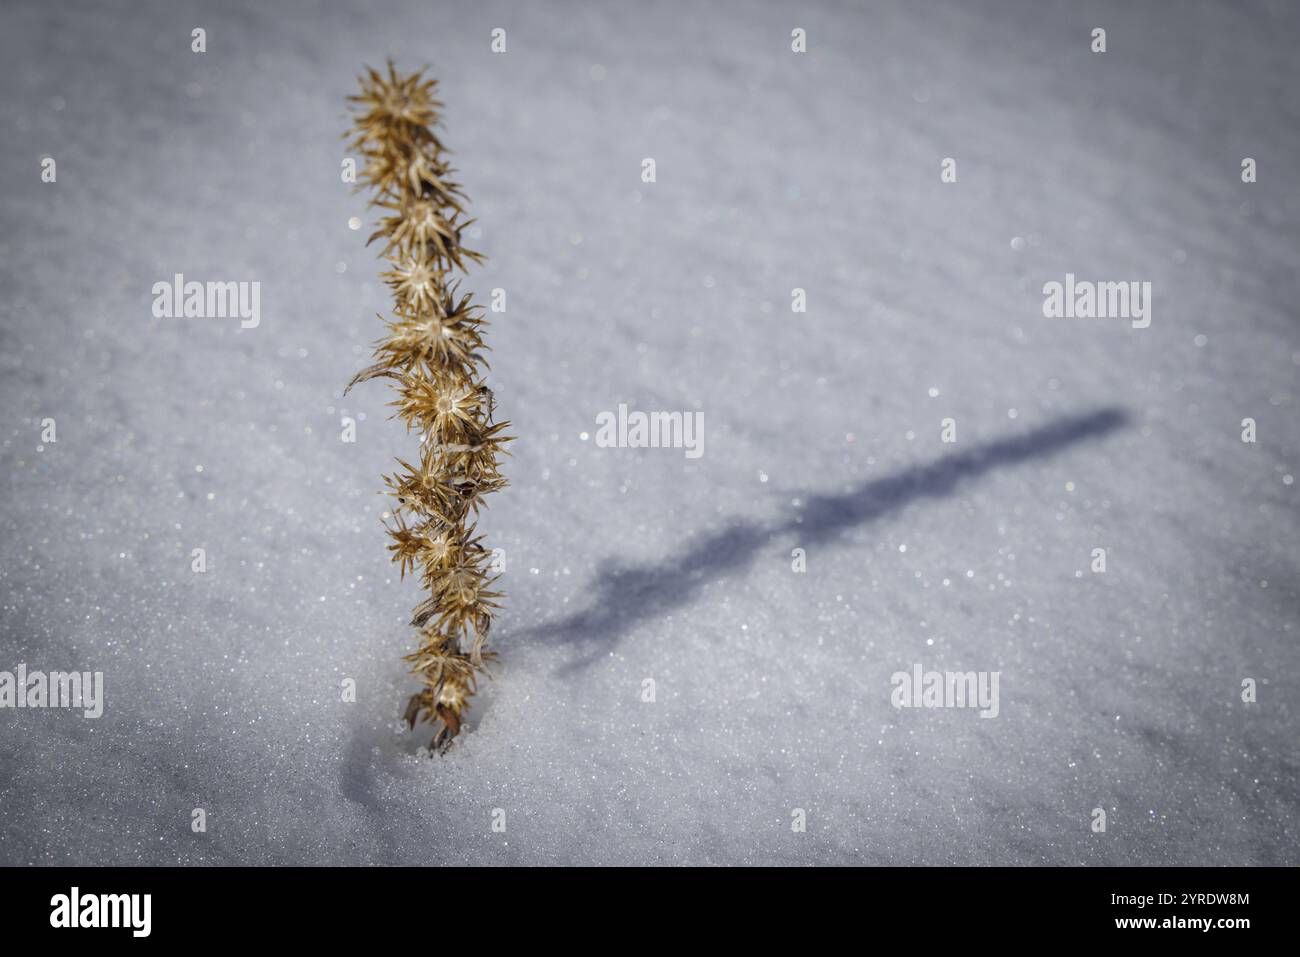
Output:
[{"xmin": 345, "ymin": 62, "xmax": 511, "ymax": 752}]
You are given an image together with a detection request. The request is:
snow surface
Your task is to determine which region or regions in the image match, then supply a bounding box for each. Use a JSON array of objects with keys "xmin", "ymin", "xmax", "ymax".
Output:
[{"xmin": 1, "ymin": 0, "xmax": 1298, "ymax": 865}]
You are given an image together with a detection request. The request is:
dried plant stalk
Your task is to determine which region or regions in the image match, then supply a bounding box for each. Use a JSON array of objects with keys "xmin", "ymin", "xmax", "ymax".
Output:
[{"xmin": 345, "ymin": 62, "xmax": 510, "ymax": 752}]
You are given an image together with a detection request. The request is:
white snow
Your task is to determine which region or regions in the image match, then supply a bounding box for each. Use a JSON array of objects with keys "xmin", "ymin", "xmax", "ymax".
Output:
[{"xmin": 0, "ymin": 0, "xmax": 1297, "ymax": 864}]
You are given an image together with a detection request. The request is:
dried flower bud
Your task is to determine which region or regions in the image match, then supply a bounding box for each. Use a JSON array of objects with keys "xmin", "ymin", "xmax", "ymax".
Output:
[{"xmin": 347, "ymin": 61, "xmax": 510, "ymax": 752}]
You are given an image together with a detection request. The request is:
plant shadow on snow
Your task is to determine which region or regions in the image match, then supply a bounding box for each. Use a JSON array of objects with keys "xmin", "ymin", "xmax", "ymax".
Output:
[{"xmin": 515, "ymin": 407, "xmax": 1130, "ymax": 672}]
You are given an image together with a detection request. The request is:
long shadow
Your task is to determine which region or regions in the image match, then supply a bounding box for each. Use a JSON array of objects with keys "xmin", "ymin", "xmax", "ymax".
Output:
[{"xmin": 514, "ymin": 408, "xmax": 1129, "ymax": 669}]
